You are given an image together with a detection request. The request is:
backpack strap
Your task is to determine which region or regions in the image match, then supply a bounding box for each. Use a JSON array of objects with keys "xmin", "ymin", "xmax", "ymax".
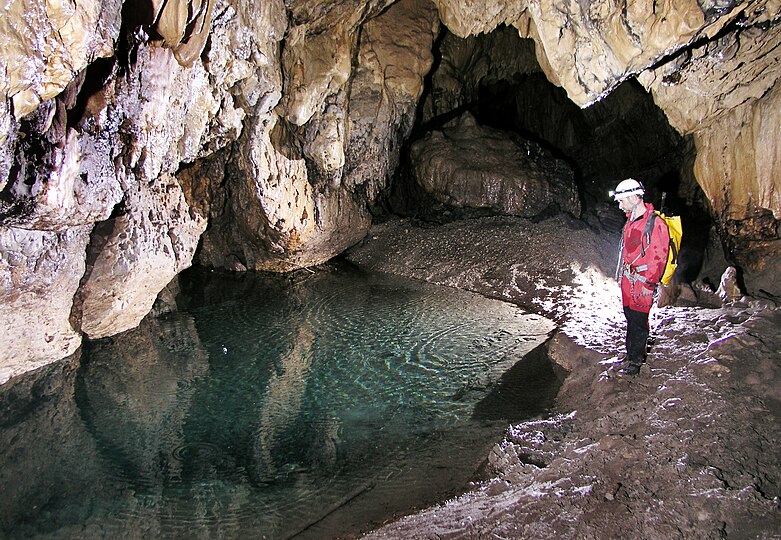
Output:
[
  {"xmin": 615, "ymin": 227, "xmax": 626, "ymax": 281},
  {"xmin": 641, "ymin": 212, "xmax": 657, "ymax": 257},
  {"xmin": 668, "ymin": 230, "xmax": 679, "ymax": 263}
]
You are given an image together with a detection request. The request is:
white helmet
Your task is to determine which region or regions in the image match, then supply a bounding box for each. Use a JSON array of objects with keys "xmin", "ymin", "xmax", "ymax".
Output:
[{"xmin": 610, "ymin": 178, "xmax": 645, "ymax": 200}]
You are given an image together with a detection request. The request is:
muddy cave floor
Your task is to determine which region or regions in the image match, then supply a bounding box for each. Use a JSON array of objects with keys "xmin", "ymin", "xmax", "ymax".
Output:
[{"xmin": 343, "ymin": 211, "xmax": 781, "ymax": 539}]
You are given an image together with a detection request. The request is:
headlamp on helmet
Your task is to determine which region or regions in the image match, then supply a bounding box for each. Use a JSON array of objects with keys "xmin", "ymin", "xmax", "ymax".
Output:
[{"xmin": 609, "ymin": 178, "xmax": 645, "ymax": 200}]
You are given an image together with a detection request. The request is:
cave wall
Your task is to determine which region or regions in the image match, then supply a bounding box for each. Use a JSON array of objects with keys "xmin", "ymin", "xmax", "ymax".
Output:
[
  {"xmin": 432, "ymin": 0, "xmax": 781, "ymax": 289},
  {"xmin": 0, "ymin": 0, "xmax": 438, "ymax": 378},
  {"xmin": 431, "ymin": 0, "xmax": 781, "ymax": 199},
  {"xmin": 195, "ymin": 0, "xmax": 439, "ymax": 272},
  {"xmin": 1, "ymin": 0, "xmax": 780, "ymax": 378}
]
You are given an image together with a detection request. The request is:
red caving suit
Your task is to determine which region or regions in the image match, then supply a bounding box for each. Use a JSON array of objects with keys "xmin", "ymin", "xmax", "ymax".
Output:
[{"xmin": 620, "ymin": 203, "xmax": 669, "ymax": 313}]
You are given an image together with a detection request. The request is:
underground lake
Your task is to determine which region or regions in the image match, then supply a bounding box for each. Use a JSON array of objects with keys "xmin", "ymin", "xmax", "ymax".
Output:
[{"xmin": 0, "ymin": 263, "xmax": 561, "ymax": 539}]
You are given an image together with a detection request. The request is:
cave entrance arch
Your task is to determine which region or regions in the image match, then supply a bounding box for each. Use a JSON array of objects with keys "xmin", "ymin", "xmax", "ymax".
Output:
[{"xmin": 388, "ymin": 25, "xmax": 715, "ymax": 284}]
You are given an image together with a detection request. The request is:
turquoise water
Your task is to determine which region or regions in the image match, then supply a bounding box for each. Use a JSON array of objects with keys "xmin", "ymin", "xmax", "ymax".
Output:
[{"xmin": 0, "ymin": 264, "xmax": 558, "ymax": 539}]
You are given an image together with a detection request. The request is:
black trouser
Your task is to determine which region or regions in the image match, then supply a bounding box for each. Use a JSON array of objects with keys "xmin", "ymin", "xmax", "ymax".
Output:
[{"xmin": 623, "ymin": 306, "xmax": 649, "ymax": 365}]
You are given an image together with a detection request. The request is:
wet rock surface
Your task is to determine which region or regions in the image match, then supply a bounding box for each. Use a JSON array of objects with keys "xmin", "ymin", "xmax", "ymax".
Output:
[{"xmin": 346, "ymin": 214, "xmax": 781, "ymax": 539}]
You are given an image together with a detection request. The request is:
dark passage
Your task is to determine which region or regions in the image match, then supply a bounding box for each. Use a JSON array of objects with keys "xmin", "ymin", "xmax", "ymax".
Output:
[{"xmin": 384, "ymin": 26, "xmax": 717, "ymax": 284}]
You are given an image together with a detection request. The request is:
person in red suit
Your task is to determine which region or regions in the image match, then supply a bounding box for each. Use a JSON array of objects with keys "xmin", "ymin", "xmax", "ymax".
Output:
[{"xmin": 611, "ymin": 179, "xmax": 670, "ymax": 376}]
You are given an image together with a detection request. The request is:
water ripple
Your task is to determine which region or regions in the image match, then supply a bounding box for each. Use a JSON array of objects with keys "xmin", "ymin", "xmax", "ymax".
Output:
[{"xmin": 5, "ymin": 267, "xmax": 556, "ymax": 540}]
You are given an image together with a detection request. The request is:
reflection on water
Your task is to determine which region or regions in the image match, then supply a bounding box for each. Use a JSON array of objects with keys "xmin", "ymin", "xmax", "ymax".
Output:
[{"xmin": 0, "ymin": 264, "xmax": 558, "ymax": 539}]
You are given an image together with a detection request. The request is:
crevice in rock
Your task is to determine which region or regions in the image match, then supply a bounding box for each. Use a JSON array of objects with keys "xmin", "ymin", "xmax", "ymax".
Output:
[
  {"xmin": 66, "ymin": 58, "xmax": 116, "ymax": 130},
  {"xmin": 0, "ymin": 109, "xmax": 59, "ymax": 226}
]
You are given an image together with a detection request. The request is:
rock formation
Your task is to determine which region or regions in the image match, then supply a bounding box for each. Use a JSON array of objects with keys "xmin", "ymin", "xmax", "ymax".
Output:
[
  {"xmin": 1, "ymin": 0, "xmax": 780, "ymax": 377},
  {"xmin": 416, "ymin": 27, "xmax": 688, "ymax": 203},
  {"xmin": 410, "ymin": 113, "xmax": 580, "ymax": 217}
]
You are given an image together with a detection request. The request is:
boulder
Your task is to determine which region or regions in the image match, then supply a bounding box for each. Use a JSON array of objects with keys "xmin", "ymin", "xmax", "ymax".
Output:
[
  {"xmin": 73, "ymin": 173, "xmax": 206, "ymax": 339},
  {"xmin": 410, "ymin": 113, "xmax": 580, "ymax": 218}
]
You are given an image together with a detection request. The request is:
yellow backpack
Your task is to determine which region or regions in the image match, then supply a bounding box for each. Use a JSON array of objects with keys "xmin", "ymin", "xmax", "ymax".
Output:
[{"xmin": 643, "ymin": 211, "xmax": 682, "ymax": 286}]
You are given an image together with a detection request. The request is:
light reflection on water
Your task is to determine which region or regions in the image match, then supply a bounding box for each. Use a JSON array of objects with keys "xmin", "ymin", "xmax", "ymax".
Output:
[{"xmin": 0, "ymin": 264, "xmax": 558, "ymax": 539}]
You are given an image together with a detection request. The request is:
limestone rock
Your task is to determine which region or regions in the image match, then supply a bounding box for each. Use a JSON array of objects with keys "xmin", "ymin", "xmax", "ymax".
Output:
[
  {"xmin": 279, "ymin": 25, "xmax": 353, "ymax": 128},
  {"xmin": 691, "ymin": 280, "xmax": 724, "ymax": 308},
  {"xmin": 689, "ymin": 76, "xmax": 781, "ymax": 294},
  {"xmin": 656, "ymin": 282, "xmax": 678, "ymax": 308},
  {"xmin": 410, "ymin": 113, "xmax": 580, "ymax": 218},
  {"xmin": 675, "ymin": 282, "xmax": 702, "ymax": 307},
  {"xmin": 432, "ymin": 0, "xmax": 526, "ymax": 37},
  {"xmin": 1, "ymin": 126, "xmax": 124, "ymax": 230},
  {"xmin": 106, "ymin": 44, "xmax": 245, "ymax": 182},
  {"xmin": 198, "ymin": 114, "xmax": 372, "ymax": 272},
  {"xmin": 74, "ymin": 174, "xmax": 206, "ymax": 339},
  {"xmin": 716, "ymin": 266, "xmax": 743, "ymax": 304},
  {"xmin": 539, "ymin": 0, "xmax": 706, "ymax": 102},
  {"xmin": 0, "ymin": 226, "xmax": 90, "ymax": 381},
  {"xmin": 304, "ymin": 103, "xmax": 347, "ymax": 175},
  {"xmin": 1, "ymin": 1, "xmax": 274, "ymax": 363},
  {"xmin": 422, "ymin": 28, "xmax": 686, "ymax": 202},
  {"xmin": 344, "ymin": 0, "xmax": 440, "ymax": 198},
  {"xmin": 0, "ymin": 0, "xmax": 122, "ymax": 119},
  {"xmin": 0, "ymin": 100, "xmax": 17, "ymax": 194},
  {"xmin": 488, "ymin": 415, "xmax": 573, "ymax": 483},
  {"xmin": 638, "ymin": 3, "xmax": 781, "ymax": 135},
  {"xmin": 692, "ymin": 77, "xmax": 781, "ymax": 223},
  {"xmin": 431, "ymin": 0, "xmax": 776, "ymax": 111},
  {"xmin": 421, "ymin": 26, "xmax": 541, "ymax": 122},
  {"xmin": 277, "ymin": 1, "xmax": 394, "ymax": 127},
  {"xmin": 153, "ymin": 0, "xmax": 216, "ymax": 67},
  {"xmin": 199, "ymin": 0, "xmax": 439, "ymax": 271}
]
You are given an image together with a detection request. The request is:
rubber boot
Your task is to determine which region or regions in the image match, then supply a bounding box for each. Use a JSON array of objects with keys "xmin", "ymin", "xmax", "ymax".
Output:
[{"xmin": 617, "ymin": 357, "xmax": 642, "ymax": 376}]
